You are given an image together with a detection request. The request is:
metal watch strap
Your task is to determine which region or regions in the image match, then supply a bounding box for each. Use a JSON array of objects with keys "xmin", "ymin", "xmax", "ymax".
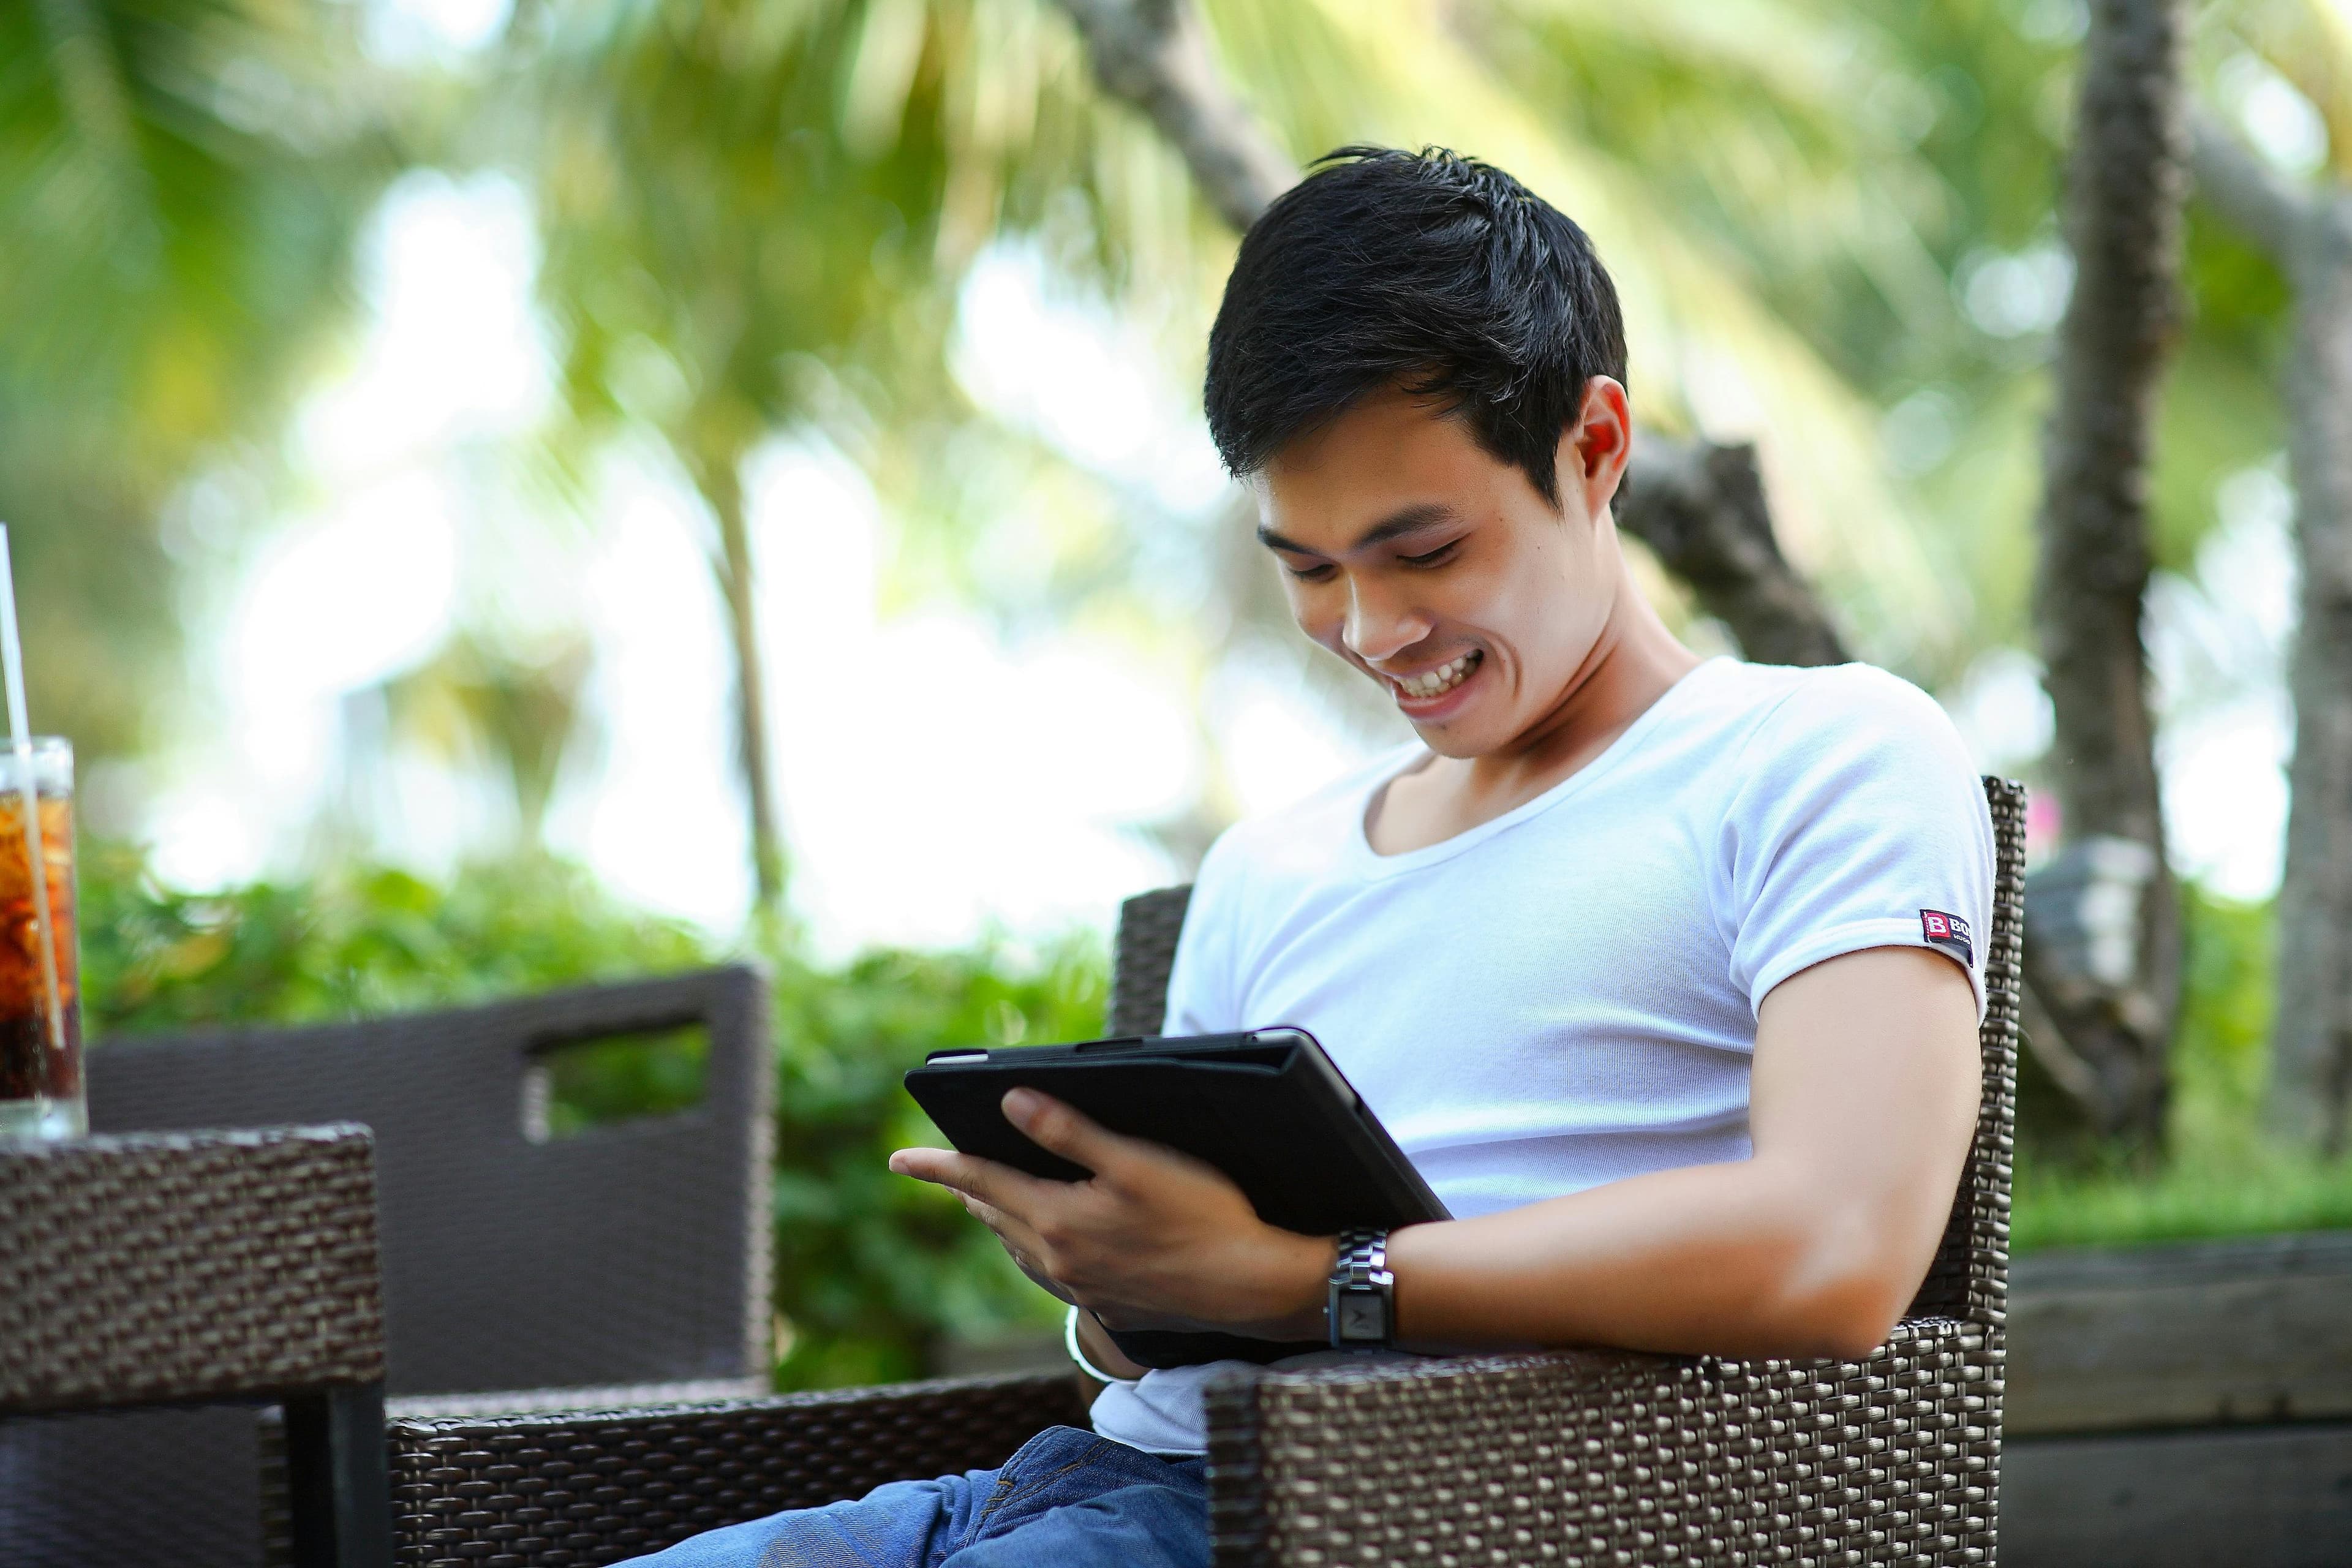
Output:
[{"xmin": 1327, "ymin": 1226, "xmax": 1395, "ymax": 1349}]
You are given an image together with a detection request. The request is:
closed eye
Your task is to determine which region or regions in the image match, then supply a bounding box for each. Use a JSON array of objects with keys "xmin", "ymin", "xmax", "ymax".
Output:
[
  {"xmin": 1284, "ymin": 561, "xmax": 1338, "ymax": 582},
  {"xmin": 1400, "ymin": 540, "xmax": 1461, "ymax": 568}
]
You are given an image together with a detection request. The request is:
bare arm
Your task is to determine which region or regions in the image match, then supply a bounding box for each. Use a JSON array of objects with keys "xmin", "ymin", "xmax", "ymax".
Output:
[
  {"xmin": 892, "ymin": 944, "xmax": 1980, "ymax": 1362},
  {"xmin": 1382, "ymin": 945, "xmax": 1980, "ymax": 1357}
]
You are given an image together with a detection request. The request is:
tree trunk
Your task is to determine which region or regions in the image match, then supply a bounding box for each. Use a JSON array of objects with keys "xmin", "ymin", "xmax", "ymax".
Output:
[
  {"xmin": 1618, "ymin": 437, "xmax": 1849, "ymax": 666},
  {"xmin": 1048, "ymin": 0, "xmax": 1294, "ymax": 231},
  {"xmin": 1050, "ymin": 0, "xmax": 1849, "ymax": 671},
  {"xmin": 2192, "ymin": 120, "xmax": 2352, "ymax": 1153},
  {"xmin": 692, "ymin": 453, "xmax": 787, "ymax": 910},
  {"xmin": 2026, "ymin": 0, "xmax": 2190, "ymax": 1146},
  {"xmin": 2274, "ymin": 205, "xmax": 2352, "ymax": 1153}
]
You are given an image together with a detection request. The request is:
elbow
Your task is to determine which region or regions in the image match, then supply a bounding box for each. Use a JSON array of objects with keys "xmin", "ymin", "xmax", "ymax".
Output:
[
  {"xmin": 1766, "ymin": 1224, "xmax": 1920, "ymax": 1360},
  {"xmin": 1781, "ymin": 1280, "xmax": 1908, "ymax": 1361}
]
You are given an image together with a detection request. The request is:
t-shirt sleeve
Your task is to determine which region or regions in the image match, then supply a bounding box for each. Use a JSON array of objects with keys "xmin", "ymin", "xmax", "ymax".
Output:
[
  {"xmin": 1160, "ymin": 828, "xmax": 1248, "ymax": 1036},
  {"xmin": 1715, "ymin": 665, "xmax": 1996, "ymax": 1020}
]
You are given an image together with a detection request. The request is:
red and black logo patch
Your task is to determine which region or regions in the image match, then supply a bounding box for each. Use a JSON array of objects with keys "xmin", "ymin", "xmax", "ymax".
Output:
[{"xmin": 1920, "ymin": 910, "xmax": 1973, "ymax": 968}]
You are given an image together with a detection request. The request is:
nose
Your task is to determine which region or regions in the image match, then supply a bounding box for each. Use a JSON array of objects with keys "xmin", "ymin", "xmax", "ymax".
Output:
[{"xmin": 1341, "ymin": 579, "xmax": 1434, "ymax": 666}]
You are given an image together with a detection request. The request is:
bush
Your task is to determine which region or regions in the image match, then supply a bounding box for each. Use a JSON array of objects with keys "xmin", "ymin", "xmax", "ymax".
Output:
[
  {"xmin": 765, "ymin": 943, "xmax": 1102, "ymax": 1387},
  {"xmin": 81, "ymin": 845, "xmax": 711, "ymax": 1031},
  {"xmin": 2011, "ymin": 883, "xmax": 2352, "ymax": 1253},
  {"xmin": 80, "ymin": 843, "xmax": 1099, "ymax": 1389}
]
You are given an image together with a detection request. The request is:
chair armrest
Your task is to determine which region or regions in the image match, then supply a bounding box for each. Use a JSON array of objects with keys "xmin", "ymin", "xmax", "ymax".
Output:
[
  {"xmin": 385, "ymin": 1376, "xmax": 771, "ymax": 1420},
  {"xmin": 386, "ymin": 1370, "xmax": 1085, "ymax": 1566},
  {"xmin": 1204, "ymin": 1318, "xmax": 2002, "ymax": 1567}
]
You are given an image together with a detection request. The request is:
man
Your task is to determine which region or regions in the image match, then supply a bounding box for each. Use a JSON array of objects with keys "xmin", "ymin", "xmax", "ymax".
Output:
[{"xmin": 632, "ymin": 145, "xmax": 1991, "ymax": 1567}]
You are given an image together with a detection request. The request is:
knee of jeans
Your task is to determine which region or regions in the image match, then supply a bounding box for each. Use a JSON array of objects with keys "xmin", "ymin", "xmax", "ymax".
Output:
[
  {"xmin": 990, "ymin": 1425, "xmax": 1109, "ymax": 1484},
  {"xmin": 624, "ymin": 1475, "xmax": 960, "ymax": 1568}
]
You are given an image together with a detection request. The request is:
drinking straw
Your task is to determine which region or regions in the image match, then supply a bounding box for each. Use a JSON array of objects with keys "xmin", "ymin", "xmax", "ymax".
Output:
[{"xmin": 0, "ymin": 526, "xmax": 66, "ymax": 1072}]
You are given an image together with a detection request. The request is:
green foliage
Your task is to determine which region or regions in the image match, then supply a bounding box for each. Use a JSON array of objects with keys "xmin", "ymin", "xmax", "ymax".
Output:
[
  {"xmin": 2012, "ymin": 884, "xmax": 2352, "ymax": 1253},
  {"xmin": 1, "ymin": 0, "xmax": 400, "ymax": 759},
  {"xmin": 766, "ymin": 941, "xmax": 1104, "ymax": 1388},
  {"xmin": 81, "ymin": 843, "xmax": 1103, "ymax": 1388},
  {"xmin": 81, "ymin": 845, "xmax": 707, "ymax": 1034},
  {"xmin": 2168, "ymin": 883, "xmax": 2278, "ymax": 1151},
  {"xmin": 536, "ymin": 1025, "xmax": 713, "ymax": 1139}
]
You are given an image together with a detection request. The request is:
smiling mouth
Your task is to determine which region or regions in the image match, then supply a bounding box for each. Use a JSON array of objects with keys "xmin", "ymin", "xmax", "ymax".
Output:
[{"xmin": 1389, "ymin": 650, "xmax": 1482, "ymax": 700}]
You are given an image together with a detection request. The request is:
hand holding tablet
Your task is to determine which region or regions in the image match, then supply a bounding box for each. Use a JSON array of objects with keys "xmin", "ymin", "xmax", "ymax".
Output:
[{"xmin": 901, "ymin": 1028, "xmax": 1444, "ymax": 1368}]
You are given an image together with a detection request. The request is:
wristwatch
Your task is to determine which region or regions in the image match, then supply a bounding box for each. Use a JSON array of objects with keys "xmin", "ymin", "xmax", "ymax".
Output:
[{"xmin": 1327, "ymin": 1227, "xmax": 1395, "ymax": 1349}]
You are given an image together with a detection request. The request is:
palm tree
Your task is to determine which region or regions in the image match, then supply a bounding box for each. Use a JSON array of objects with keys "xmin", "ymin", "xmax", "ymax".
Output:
[
  {"xmin": 0, "ymin": 0, "xmax": 398, "ymax": 761},
  {"xmin": 502, "ymin": 0, "xmax": 1213, "ymax": 909},
  {"xmin": 511, "ymin": 0, "xmax": 1980, "ymax": 909}
]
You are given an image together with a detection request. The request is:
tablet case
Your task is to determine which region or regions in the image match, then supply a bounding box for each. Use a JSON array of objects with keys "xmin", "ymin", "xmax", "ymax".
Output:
[{"xmin": 903, "ymin": 1028, "xmax": 1447, "ymax": 1369}]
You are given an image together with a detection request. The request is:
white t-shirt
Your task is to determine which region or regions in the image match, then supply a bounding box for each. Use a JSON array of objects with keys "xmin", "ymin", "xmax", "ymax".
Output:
[{"xmin": 1088, "ymin": 657, "xmax": 1995, "ymax": 1455}]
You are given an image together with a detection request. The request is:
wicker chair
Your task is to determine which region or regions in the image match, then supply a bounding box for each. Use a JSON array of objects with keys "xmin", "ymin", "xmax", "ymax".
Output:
[
  {"xmin": 383, "ymin": 777, "xmax": 2024, "ymax": 1567},
  {"xmin": 0, "ymin": 968, "xmax": 773, "ymax": 1568},
  {"xmin": 0, "ymin": 1126, "xmax": 391, "ymax": 1568}
]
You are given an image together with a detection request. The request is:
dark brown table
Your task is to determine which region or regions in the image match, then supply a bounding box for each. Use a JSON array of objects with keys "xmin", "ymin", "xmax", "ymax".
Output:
[{"xmin": 0, "ymin": 1124, "xmax": 391, "ymax": 1568}]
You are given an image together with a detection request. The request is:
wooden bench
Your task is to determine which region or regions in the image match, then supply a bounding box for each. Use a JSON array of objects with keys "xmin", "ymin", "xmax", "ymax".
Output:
[{"xmin": 2001, "ymin": 1230, "xmax": 2352, "ymax": 1567}]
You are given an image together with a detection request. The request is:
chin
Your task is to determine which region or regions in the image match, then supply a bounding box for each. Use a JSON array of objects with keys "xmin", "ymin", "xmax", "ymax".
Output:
[{"xmin": 1409, "ymin": 718, "xmax": 1494, "ymax": 759}]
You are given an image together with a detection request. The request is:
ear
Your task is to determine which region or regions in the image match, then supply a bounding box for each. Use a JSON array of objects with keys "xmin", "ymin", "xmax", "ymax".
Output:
[{"xmin": 1556, "ymin": 377, "xmax": 1632, "ymax": 521}]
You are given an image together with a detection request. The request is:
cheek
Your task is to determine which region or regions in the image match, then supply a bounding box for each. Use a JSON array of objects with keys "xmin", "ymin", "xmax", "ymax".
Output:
[
  {"xmin": 1284, "ymin": 581, "xmax": 1346, "ymax": 650},
  {"xmin": 1487, "ymin": 566, "xmax": 1582, "ymax": 676}
]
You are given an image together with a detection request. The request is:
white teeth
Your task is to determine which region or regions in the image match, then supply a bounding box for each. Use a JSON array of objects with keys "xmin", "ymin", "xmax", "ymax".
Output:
[{"xmin": 1395, "ymin": 651, "xmax": 1480, "ymax": 700}]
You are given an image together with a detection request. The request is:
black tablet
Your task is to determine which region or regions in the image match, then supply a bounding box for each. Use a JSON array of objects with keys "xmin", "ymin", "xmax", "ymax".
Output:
[{"xmin": 903, "ymin": 1027, "xmax": 1447, "ymax": 1369}]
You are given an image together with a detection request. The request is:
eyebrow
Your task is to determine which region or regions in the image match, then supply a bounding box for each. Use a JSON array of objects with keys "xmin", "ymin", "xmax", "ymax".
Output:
[{"xmin": 1256, "ymin": 502, "xmax": 1459, "ymax": 558}]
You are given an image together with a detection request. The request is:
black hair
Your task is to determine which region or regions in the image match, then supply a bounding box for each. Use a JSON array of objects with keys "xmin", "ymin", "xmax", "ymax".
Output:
[{"xmin": 1204, "ymin": 146, "xmax": 1627, "ymax": 506}]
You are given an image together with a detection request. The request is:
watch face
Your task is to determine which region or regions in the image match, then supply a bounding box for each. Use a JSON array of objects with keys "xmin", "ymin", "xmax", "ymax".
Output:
[{"xmin": 1336, "ymin": 1289, "xmax": 1389, "ymax": 1342}]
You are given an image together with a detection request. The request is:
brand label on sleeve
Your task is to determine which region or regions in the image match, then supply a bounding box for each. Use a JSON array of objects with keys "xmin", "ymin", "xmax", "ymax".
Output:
[{"xmin": 1920, "ymin": 910, "xmax": 1973, "ymax": 968}]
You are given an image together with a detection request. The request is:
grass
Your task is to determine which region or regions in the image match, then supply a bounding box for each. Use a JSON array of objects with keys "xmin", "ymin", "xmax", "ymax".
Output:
[{"xmin": 2013, "ymin": 1147, "xmax": 2352, "ymax": 1254}]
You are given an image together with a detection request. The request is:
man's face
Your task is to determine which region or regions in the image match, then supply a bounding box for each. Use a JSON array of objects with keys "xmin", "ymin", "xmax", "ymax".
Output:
[{"xmin": 1254, "ymin": 380, "xmax": 1629, "ymax": 758}]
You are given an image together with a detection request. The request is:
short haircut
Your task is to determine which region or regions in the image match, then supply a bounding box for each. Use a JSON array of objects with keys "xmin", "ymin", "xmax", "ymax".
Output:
[{"xmin": 1204, "ymin": 146, "xmax": 1627, "ymax": 506}]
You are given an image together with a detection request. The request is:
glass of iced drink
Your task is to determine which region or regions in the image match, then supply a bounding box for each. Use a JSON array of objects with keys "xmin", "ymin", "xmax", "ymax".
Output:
[{"xmin": 0, "ymin": 737, "xmax": 81, "ymax": 1140}]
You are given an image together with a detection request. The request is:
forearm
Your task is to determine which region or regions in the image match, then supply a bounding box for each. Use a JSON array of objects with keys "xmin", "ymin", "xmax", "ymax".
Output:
[
  {"xmin": 1385, "ymin": 1155, "xmax": 1928, "ymax": 1360},
  {"xmin": 1083, "ymin": 1150, "xmax": 1924, "ymax": 1359}
]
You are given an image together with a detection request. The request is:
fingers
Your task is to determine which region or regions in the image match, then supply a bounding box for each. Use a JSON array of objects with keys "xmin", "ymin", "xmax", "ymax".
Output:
[
  {"xmin": 960, "ymin": 1194, "xmax": 1078, "ymax": 1303},
  {"xmin": 892, "ymin": 1146, "xmax": 1082, "ymax": 1294},
  {"xmin": 888, "ymin": 1145, "xmax": 1058, "ymax": 1215},
  {"xmin": 960, "ymin": 1192, "xmax": 1048, "ymax": 1262},
  {"xmin": 999, "ymin": 1088, "xmax": 1153, "ymax": 1183}
]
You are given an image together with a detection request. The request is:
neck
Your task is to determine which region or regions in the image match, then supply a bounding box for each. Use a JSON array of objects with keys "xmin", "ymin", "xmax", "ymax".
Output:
[{"xmin": 1469, "ymin": 541, "xmax": 1702, "ymax": 795}]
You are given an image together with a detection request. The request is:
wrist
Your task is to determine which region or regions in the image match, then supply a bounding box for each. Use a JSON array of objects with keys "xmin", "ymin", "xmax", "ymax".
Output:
[
  {"xmin": 1068, "ymin": 1306, "xmax": 1147, "ymax": 1384},
  {"xmin": 1243, "ymin": 1227, "xmax": 1341, "ymax": 1339},
  {"xmin": 1326, "ymin": 1227, "xmax": 1398, "ymax": 1349}
]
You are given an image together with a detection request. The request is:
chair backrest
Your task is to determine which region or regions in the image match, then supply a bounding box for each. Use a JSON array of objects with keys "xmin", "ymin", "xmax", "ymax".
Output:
[
  {"xmin": 1106, "ymin": 776, "xmax": 2026, "ymax": 1330},
  {"xmin": 86, "ymin": 966, "xmax": 773, "ymax": 1395}
]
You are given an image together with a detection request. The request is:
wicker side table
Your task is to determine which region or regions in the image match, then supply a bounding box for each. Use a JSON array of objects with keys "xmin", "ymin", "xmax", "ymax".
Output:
[{"xmin": 0, "ymin": 1125, "xmax": 391, "ymax": 1568}]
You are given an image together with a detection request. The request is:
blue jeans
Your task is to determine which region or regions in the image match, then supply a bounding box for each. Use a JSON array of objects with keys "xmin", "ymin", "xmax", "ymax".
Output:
[{"xmin": 618, "ymin": 1425, "xmax": 1209, "ymax": 1568}]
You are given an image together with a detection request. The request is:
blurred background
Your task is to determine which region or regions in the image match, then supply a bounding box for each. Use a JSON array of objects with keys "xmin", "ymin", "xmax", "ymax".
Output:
[{"xmin": 7, "ymin": 0, "xmax": 2348, "ymax": 1383}]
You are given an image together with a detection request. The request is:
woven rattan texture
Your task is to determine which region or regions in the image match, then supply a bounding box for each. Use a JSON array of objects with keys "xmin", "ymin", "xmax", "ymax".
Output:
[
  {"xmin": 5, "ymin": 1404, "xmax": 265, "ymax": 1567},
  {"xmin": 1204, "ymin": 1320, "xmax": 2002, "ymax": 1568},
  {"xmin": 0, "ymin": 1125, "xmax": 383, "ymax": 1414},
  {"xmin": 87, "ymin": 967, "xmax": 773, "ymax": 1395},
  {"xmin": 1109, "ymin": 886, "xmax": 1194, "ymax": 1036},
  {"xmin": 383, "ymin": 1372, "xmax": 1086, "ymax": 1567},
  {"xmin": 1905, "ymin": 777, "xmax": 2024, "ymax": 1327}
]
